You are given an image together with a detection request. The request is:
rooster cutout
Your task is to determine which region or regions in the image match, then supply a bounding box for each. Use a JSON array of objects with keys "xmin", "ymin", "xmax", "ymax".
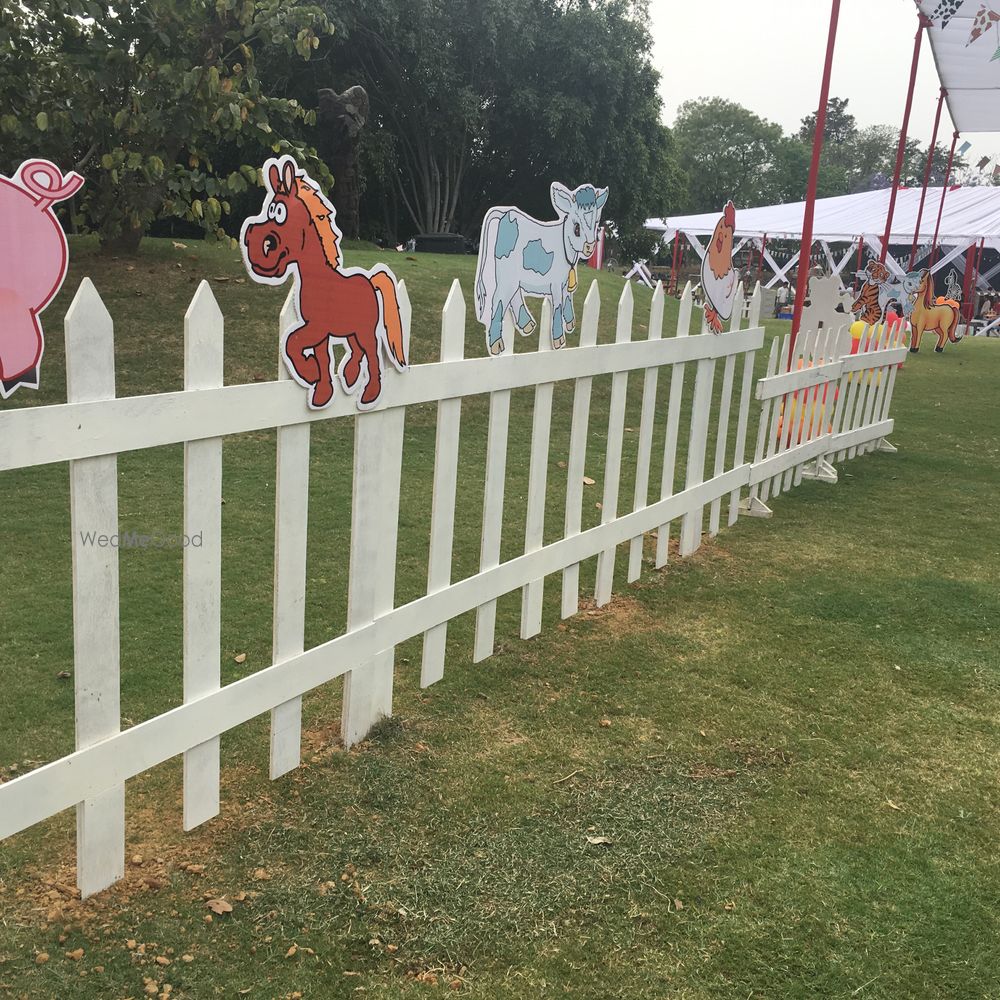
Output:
[{"xmin": 701, "ymin": 201, "xmax": 739, "ymax": 334}]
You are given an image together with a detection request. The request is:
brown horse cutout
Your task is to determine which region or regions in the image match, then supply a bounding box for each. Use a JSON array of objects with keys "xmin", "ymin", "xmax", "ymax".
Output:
[
  {"xmin": 906, "ymin": 269, "xmax": 961, "ymax": 354},
  {"xmin": 242, "ymin": 156, "xmax": 407, "ymax": 410}
]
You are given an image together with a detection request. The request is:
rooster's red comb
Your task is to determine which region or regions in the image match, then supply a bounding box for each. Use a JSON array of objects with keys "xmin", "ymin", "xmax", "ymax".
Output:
[{"xmin": 723, "ymin": 201, "xmax": 736, "ymax": 229}]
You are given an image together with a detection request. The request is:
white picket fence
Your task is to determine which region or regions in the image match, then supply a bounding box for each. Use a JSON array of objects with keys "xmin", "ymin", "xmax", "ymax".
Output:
[{"xmin": 0, "ymin": 275, "xmax": 903, "ymax": 897}]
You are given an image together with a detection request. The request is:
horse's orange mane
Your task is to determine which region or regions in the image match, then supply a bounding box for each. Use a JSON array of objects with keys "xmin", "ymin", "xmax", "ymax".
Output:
[
  {"xmin": 296, "ymin": 181, "xmax": 340, "ymax": 269},
  {"xmin": 921, "ymin": 270, "xmax": 934, "ymax": 307}
]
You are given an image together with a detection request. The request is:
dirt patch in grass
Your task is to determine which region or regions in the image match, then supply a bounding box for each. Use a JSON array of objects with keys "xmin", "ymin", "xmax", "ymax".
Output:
[{"xmin": 574, "ymin": 595, "xmax": 659, "ymax": 633}]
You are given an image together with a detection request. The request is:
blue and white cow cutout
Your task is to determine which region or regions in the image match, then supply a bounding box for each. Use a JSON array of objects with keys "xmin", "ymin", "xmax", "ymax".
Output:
[{"xmin": 474, "ymin": 182, "xmax": 609, "ymax": 355}]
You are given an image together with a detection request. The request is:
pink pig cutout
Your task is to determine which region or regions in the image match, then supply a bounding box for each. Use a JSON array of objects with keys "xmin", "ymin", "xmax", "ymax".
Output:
[{"xmin": 0, "ymin": 159, "xmax": 84, "ymax": 399}]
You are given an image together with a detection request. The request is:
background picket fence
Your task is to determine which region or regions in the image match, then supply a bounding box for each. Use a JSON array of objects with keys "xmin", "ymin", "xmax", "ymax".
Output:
[{"xmin": 0, "ymin": 275, "xmax": 903, "ymax": 897}]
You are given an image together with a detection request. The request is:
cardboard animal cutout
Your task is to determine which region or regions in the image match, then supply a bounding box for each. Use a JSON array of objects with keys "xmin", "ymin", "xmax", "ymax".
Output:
[
  {"xmin": 905, "ymin": 268, "xmax": 961, "ymax": 353},
  {"xmin": 944, "ymin": 269, "xmax": 963, "ymax": 301},
  {"xmin": 0, "ymin": 159, "xmax": 83, "ymax": 399},
  {"xmin": 475, "ymin": 182, "xmax": 609, "ymax": 355},
  {"xmin": 851, "ymin": 260, "xmax": 905, "ymax": 325},
  {"xmin": 241, "ymin": 155, "xmax": 406, "ymax": 410},
  {"xmin": 797, "ymin": 274, "xmax": 855, "ymax": 335},
  {"xmin": 700, "ymin": 201, "xmax": 740, "ymax": 333}
]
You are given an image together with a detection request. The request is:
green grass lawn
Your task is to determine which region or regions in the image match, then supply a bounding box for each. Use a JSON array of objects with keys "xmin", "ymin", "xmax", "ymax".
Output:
[{"xmin": 0, "ymin": 237, "xmax": 998, "ymax": 999}]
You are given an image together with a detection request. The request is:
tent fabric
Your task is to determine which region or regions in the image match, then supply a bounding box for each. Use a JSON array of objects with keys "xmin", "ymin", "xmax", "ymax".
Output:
[
  {"xmin": 917, "ymin": 0, "xmax": 1000, "ymax": 134},
  {"xmin": 646, "ymin": 186, "xmax": 1000, "ymax": 249}
]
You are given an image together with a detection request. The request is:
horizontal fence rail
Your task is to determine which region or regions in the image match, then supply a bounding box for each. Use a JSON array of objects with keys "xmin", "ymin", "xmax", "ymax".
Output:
[{"xmin": 0, "ymin": 275, "xmax": 905, "ymax": 897}]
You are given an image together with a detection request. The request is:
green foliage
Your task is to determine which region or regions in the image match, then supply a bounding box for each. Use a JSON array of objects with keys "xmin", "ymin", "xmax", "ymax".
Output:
[
  {"xmin": 292, "ymin": 0, "xmax": 683, "ymax": 241},
  {"xmin": 0, "ymin": 1, "xmax": 332, "ymax": 250},
  {"xmin": 674, "ymin": 96, "xmax": 969, "ymax": 212},
  {"xmin": 673, "ymin": 98, "xmax": 786, "ymax": 213},
  {"xmin": 798, "ymin": 96, "xmax": 857, "ymax": 145}
]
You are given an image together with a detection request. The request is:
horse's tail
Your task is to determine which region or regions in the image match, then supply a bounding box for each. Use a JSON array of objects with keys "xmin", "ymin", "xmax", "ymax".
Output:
[
  {"xmin": 475, "ymin": 209, "xmax": 505, "ymax": 323},
  {"xmin": 371, "ymin": 269, "xmax": 407, "ymax": 371}
]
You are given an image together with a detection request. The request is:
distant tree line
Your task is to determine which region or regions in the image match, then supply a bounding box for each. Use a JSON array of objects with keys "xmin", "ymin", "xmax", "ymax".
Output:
[
  {"xmin": 1, "ymin": 3, "xmax": 989, "ymax": 257},
  {"xmin": 671, "ymin": 95, "xmax": 978, "ymax": 217},
  {"xmin": 0, "ymin": 0, "xmax": 680, "ymax": 256}
]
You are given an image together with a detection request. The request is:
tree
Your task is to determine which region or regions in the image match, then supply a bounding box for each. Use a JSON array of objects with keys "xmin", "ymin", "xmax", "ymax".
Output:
[
  {"xmin": 0, "ymin": 1, "xmax": 332, "ymax": 252},
  {"xmin": 798, "ymin": 96, "xmax": 857, "ymax": 145},
  {"xmin": 292, "ymin": 0, "xmax": 682, "ymax": 243},
  {"xmin": 672, "ymin": 98, "xmax": 784, "ymax": 212}
]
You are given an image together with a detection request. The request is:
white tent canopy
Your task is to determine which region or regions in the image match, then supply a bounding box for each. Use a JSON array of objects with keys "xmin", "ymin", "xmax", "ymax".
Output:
[
  {"xmin": 646, "ymin": 186, "xmax": 1000, "ymax": 249},
  {"xmin": 918, "ymin": 0, "xmax": 1000, "ymax": 134}
]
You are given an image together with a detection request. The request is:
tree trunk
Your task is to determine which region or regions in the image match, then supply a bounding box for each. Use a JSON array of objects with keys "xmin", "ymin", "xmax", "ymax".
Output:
[{"xmin": 317, "ymin": 86, "xmax": 370, "ymax": 240}]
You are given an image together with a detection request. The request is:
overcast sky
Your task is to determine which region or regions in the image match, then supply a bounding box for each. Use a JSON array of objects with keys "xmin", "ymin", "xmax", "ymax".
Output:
[{"xmin": 649, "ymin": 1, "xmax": 1000, "ymax": 165}]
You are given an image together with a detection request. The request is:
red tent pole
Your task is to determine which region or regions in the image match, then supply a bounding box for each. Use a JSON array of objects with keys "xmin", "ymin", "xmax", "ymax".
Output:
[
  {"xmin": 909, "ymin": 88, "xmax": 945, "ymax": 270},
  {"xmin": 669, "ymin": 232, "xmax": 680, "ymax": 294},
  {"xmin": 880, "ymin": 13, "xmax": 930, "ymax": 263},
  {"xmin": 678, "ymin": 236, "xmax": 686, "ymax": 288},
  {"xmin": 756, "ymin": 234, "xmax": 768, "ymax": 286},
  {"xmin": 930, "ymin": 131, "xmax": 959, "ymax": 268},
  {"xmin": 790, "ymin": 0, "xmax": 841, "ymax": 356}
]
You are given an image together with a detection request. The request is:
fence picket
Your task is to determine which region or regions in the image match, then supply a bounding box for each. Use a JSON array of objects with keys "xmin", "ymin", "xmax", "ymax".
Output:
[
  {"xmin": 594, "ymin": 283, "xmax": 634, "ymax": 605},
  {"xmin": 561, "ymin": 282, "xmax": 601, "ymax": 618},
  {"xmin": 784, "ymin": 328, "xmax": 815, "ymax": 492},
  {"xmin": 759, "ymin": 334, "xmax": 789, "ymax": 506},
  {"xmin": 66, "ymin": 279, "xmax": 125, "ymax": 898},
  {"xmin": 474, "ymin": 311, "xmax": 516, "ymax": 661},
  {"xmin": 627, "ymin": 282, "xmax": 665, "ymax": 582},
  {"xmin": 655, "ymin": 283, "xmax": 693, "ymax": 566},
  {"xmin": 678, "ymin": 310, "xmax": 719, "ymax": 557},
  {"xmin": 182, "ymin": 282, "xmax": 224, "ymax": 829},
  {"xmin": 708, "ymin": 284, "xmax": 744, "ymax": 536},
  {"xmin": 835, "ymin": 324, "xmax": 871, "ymax": 463},
  {"xmin": 728, "ymin": 283, "xmax": 761, "ymax": 525},
  {"xmin": 340, "ymin": 283, "xmax": 410, "ymax": 745},
  {"xmin": 521, "ymin": 300, "xmax": 555, "ymax": 638},
  {"xmin": 269, "ymin": 291, "xmax": 311, "ymax": 778},
  {"xmin": 421, "ymin": 281, "xmax": 465, "ymax": 685}
]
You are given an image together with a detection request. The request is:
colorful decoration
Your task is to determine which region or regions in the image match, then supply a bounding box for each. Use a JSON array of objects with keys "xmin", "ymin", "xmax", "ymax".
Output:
[
  {"xmin": 474, "ymin": 182, "xmax": 609, "ymax": 355},
  {"xmin": 967, "ymin": 4, "xmax": 1000, "ymax": 48},
  {"xmin": 700, "ymin": 201, "xmax": 740, "ymax": 334},
  {"xmin": 241, "ymin": 155, "xmax": 407, "ymax": 410},
  {"xmin": 851, "ymin": 260, "xmax": 904, "ymax": 325},
  {"xmin": 927, "ymin": 0, "xmax": 963, "ymax": 27},
  {"xmin": 0, "ymin": 159, "xmax": 83, "ymax": 399},
  {"xmin": 778, "ymin": 364, "xmax": 838, "ymax": 446},
  {"xmin": 944, "ymin": 269, "xmax": 963, "ymax": 301},
  {"xmin": 906, "ymin": 269, "xmax": 962, "ymax": 353}
]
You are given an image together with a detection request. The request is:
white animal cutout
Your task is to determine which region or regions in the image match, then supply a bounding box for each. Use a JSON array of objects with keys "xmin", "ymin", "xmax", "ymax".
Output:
[{"xmin": 798, "ymin": 274, "xmax": 855, "ymax": 338}]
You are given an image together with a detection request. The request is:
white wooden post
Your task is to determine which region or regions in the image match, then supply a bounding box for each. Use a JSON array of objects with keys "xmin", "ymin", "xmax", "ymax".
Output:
[
  {"xmin": 66, "ymin": 279, "xmax": 124, "ymax": 898},
  {"xmin": 594, "ymin": 283, "xmax": 633, "ymax": 606},
  {"xmin": 761, "ymin": 334, "xmax": 791, "ymax": 504},
  {"xmin": 744, "ymin": 337, "xmax": 781, "ymax": 518},
  {"xmin": 678, "ymin": 311, "xmax": 719, "ymax": 557},
  {"xmin": 520, "ymin": 300, "xmax": 554, "ymax": 638},
  {"xmin": 655, "ymin": 282, "xmax": 693, "ymax": 566},
  {"xmin": 341, "ymin": 283, "xmax": 409, "ymax": 746},
  {"xmin": 627, "ymin": 282, "xmax": 664, "ymax": 582},
  {"xmin": 728, "ymin": 283, "xmax": 761, "ymax": 525},
  {"xmin": 707, "ymin": 284, "xmax": 744, "ymax": 536},
  {"xmin": 560, "ymin": 282, "xmax": 600, "ymax": 618},
  {"xmin": 421, "ymin": 281, "xmax": 465, "ymax": 686},
  {"xmin": 474, "ymin": 312, "xmax": 515, "ymax": 661},
  {"xmin": 182, "ymin": 282, "xmax": 224, "ymax": 829},
  {"xmin": 269, "ymin": 291, "xmax": 310, "ymax": 777}
]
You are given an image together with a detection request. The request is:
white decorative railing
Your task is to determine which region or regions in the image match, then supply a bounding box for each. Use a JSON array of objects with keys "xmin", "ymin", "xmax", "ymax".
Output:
[{"xmin": 0, "ymin": 275, "xmax": 902, "ymax": 897}]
